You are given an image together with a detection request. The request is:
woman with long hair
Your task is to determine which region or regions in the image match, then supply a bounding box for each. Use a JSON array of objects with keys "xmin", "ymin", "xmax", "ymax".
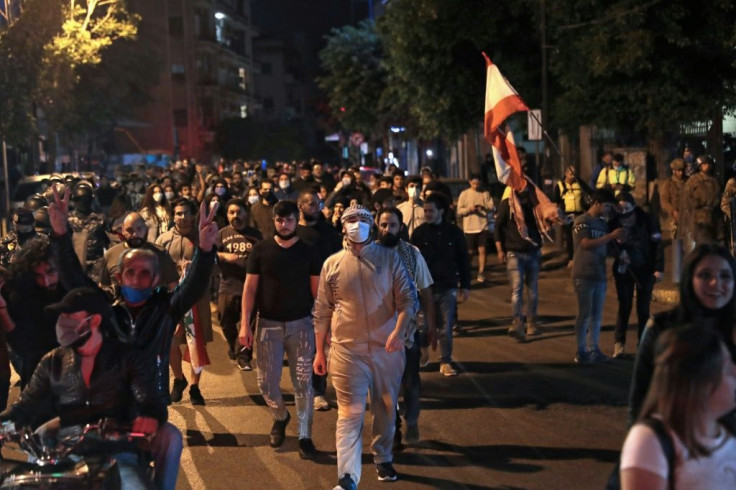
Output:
[
  {"xmin": 620, "ymin": 324, "xmax": 736, "ymax": 489},
  {"xmin": 629, "ymin": 243, "xmax": 736, "ymax": 423},
  {"xmin": 140, "ymin": 183, "xmax": 173, "ymax": 243}
]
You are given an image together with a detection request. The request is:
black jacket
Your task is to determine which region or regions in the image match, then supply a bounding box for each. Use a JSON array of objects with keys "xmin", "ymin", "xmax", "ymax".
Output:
[
  {"xmin": 0, "ymin": 336, "xmax": 166, "ymax": 429},
  {"xmin": 52, "ymin": 231, "xmax": 216, "ymax": 403},
  {"xmin": 411, "ymin": 221, "xmax": 471, "ymax": 291},
  {"xmin": 609, "ymin": 207, "xmax": 664, "ymax": 274}
]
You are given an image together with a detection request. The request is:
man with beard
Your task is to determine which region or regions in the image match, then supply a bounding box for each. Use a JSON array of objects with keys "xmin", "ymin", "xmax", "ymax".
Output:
[
  {"xmin": 0, "ymin": 208, "xmax": 38, "ymax": 267},
  {"xmin": 295, "ymin": 190, "xmax": 341, "ymax": 412},
  {"xmin": 376, "ymin": 207, "xmax": 436, "ymax": 446},
  {"xmin": 249, "ymin": 180, "xmax": 277, "ymax": 238},
  {"xmin": 156, "ymin": 198, "xmax": 214, "ymax": 406},
  {"xmin": 0, "ymin": 236, "xmax": 67, "ymax": 408},
  {"xmin": 314, "ymin": 204, "xmax": 417, "ymax": 488},
  {"xmin": 98, "ymin": 212, "xmax": 179, "ymax": 296},
  {"xmin": 48, "ymin": 188, "xmax": 217, "ymax": 490},
  {"xmin": 216, "ymin": 198, "xmax": 262, "ymax": 370},
  {"xmin": 239, "ymin": 200, "xmax": 321, "ymax": 459}
]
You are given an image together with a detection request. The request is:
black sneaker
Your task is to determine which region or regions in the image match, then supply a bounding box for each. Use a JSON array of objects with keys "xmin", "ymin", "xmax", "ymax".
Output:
[
  {"xmin": 189, "ymin": 384, "xmax": 205, "ymax": 406},
  {"xmin": 376, "ymin": 462, "xmax": 398, "ymax": 482},
  {"xmin": 237, "ymin": 357, "xmax": 253, "ymax": 371},
  {"xmin": 333, "ymin": 474, "xmax": 357, "ymax": 490},
  {"xmin": 269, "ymin": 411, "xmax": 290, "ymax": 448},
  {"xmin": 298, "ymin": 438, "xmax": 317, "ymax": 459},
  {"xmin": 170, "ymin": 377, "xmax": 188, "ymax": 403}
]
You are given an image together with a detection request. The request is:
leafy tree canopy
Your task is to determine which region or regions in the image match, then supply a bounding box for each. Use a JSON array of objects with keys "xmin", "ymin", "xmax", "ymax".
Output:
[{"xmin": 548, "ymin": 0, "xmax": 736, "ymax": 136}]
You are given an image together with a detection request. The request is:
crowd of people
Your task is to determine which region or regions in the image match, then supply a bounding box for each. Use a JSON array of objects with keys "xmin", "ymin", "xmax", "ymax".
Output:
[{"xmin": 0, "ymin": 152, "xmax": 734, "ymax": 489}]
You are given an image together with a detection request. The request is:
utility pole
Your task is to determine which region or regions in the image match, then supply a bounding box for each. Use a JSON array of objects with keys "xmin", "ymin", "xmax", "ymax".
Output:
[{"xmin": 540, "ymin": 0, "xmax": 549, "ymax": 181}]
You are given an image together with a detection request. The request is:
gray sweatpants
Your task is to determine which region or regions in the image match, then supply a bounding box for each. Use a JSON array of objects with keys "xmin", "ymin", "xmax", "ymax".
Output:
[
  {"xmin": 329, "ymin": 343, "xmax": 405, "ymax": 485},
  {"xmin": 255, "ymin": 316, "xmax": 315, "ymax": 439}
]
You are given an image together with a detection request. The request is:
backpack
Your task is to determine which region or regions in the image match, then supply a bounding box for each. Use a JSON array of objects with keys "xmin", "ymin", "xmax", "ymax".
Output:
[{"xmin": 605, "ymin": 418, "xmax": 675, "ymax": 490}]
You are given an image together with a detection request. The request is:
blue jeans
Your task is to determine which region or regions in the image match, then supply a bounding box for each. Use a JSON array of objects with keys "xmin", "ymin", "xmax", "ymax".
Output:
[
  {"xmin": 115, "ymin": 452, "xmax": 154, "ymax": 490},
  {"xmin": 506, "ymin": 250, "xmax": 541, "ymax": 320},
  {"xmin": 573, "ymin": 278, "xmax": 607, "ymax": 353},
  {"xmin": 432, "ymin": 289, "xmax": 457, "ymax": 363},
  {"xmin": 149, "ymin": 422, "xmax": 183, "ymax": 490}
]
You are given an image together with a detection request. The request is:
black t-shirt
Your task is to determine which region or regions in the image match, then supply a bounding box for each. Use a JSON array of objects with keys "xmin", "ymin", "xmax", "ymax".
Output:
[
  {"xmin": 296, "ymin": 220, "xmax": 342, "ymax": 266},
  {"xmin": 216, "ymin": 225, "xmax": 262, "ymax": 295},
  {"xmin": 246, "ymin": 238, "xmax": 321, "ymax": 321}
]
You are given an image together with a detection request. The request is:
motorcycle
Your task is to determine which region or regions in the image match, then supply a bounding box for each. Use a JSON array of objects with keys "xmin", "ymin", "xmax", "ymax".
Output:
[{"xmin": 0, "ymin": 419, "xmax": 153, "ymax": 489}]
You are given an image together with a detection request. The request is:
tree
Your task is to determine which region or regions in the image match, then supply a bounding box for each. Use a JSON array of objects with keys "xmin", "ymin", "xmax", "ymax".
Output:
[
  {"xmin": 377, "ymin": 0, "xmax": 541, "ymax": 140},
  {"xmin": 548, "ymin": 0, "xmax": 736, "ymax": 170},
  {"xmin": 317, "ymin": 20, "xmax": 393, "ymax": 139},
  {"xmin": 0, "ymin": 0, "xmax": 143, "ymax": 160}
]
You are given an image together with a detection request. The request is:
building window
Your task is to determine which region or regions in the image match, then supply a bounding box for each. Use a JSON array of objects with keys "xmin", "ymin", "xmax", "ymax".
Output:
[
  {"xmin": 240, "ymin": 105, "xmax": 248, "ymax": 119},
  {"xmin": 215, "ymin": 12, "xmax": 227, "ymax": 45},
  {"xmin": 173, "ymin": 109, "xmax": 188, "ymax": 127},
  {"xmin": 169, "ymin": 17, "xmax": 184, "ymax": 38},
  {"xmin": 171, "ymin": 63, "xmax": 186, "ymax": 81},
  {"xmin": 238, "ymin": 67, "xmax": 247, "ymax": 91}
]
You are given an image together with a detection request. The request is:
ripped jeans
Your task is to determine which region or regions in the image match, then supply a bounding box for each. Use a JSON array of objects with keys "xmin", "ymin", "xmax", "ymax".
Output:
[{"xmin": 255, "ymin": 316, "xmax": 315, "ymax": 439}]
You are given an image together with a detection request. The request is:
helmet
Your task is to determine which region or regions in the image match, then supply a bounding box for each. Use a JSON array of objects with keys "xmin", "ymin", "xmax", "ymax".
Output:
[
  {"xmin": 33, "ymin": 206, "xmax": 51, "ymax": 234},
  {"xmin": 669, "ymin": 158, "xmax": 685, "ymax": 171},
  {"xmin": 73, "ymin": 181, "xmax": 94, "ymax": 201},
  {"xmin": 24, "ymin": 193, "xmax": 49, "ymax": 211}
]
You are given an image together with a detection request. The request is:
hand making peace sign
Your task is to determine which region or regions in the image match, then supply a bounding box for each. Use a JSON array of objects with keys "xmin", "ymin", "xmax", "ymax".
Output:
[
  {"xmin": 49, "ymin": 185, "xmax": 71, "ymax": 236},
  {"xmin": 198, "ymin": 200, "xmax": 219, "ymax": 252}
]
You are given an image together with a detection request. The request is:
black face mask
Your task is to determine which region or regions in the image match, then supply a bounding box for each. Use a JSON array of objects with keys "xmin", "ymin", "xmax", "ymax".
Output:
[{"xmin": 379, "ymin": 232, "xmax": 400, "ymax": 248}]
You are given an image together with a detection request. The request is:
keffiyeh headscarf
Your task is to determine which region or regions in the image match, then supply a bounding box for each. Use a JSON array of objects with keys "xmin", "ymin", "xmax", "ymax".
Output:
[{"xmin": 341, "ymin": 204, "xmax": 373, "ymax": 223}]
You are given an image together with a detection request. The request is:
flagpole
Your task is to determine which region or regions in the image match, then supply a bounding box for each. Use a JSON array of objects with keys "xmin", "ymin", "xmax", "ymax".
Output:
[{"xmin": 527, "ymin": 109, "xmax": 570, "ymax": 170}]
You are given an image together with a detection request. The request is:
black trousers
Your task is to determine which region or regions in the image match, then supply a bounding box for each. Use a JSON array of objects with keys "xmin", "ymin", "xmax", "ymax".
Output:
[{"xmin": 613, "ymin": 266, "xmax": 655, "ymax": 345}]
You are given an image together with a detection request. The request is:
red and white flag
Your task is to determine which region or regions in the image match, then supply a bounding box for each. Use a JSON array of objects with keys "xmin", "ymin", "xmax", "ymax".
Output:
[{"xmin": 483, "ymin": 52, "xmax": 529, "ymax": 191}]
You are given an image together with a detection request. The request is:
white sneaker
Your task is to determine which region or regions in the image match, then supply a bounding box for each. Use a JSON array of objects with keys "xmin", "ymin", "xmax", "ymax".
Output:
[
  {"xmin": 313, "ymin": 395, "xmax": 330, "ymax": 411},
  {"xmin": 440, "ymin": 363, "xmax": 458, "ymax": 376}
]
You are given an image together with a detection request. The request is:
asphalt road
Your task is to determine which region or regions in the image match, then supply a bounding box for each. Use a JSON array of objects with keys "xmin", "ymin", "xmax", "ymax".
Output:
[{"xmin": 163, "ymin": 250, "xmax": 671, "ymax": 490}]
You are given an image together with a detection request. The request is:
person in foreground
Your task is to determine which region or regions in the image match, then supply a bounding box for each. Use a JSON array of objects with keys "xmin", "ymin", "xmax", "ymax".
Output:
[
  {"xmin": 628, "ymin": 244, "xmax": 736, "ymax": 422},
  {"xmin": 0, "ymin": 287, "xmax": 174, "ymax": 490},
  {"xmin": 620, "ymin": 324, "xmax": 736, "ymax": 489},
  {"xmin": 313, "ymin": 204, "xmax": 418, "ymax": 489}
]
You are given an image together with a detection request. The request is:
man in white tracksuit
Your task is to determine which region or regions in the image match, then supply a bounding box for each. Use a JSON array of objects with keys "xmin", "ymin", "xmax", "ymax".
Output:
[{"xmin": 313, "ymin": 204, "xmax": 418, "ymax": 490}]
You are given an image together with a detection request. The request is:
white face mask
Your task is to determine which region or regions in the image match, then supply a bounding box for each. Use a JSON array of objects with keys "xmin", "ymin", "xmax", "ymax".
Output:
[
  {"xmin": 341, "ymin": 177, "xmax": 352, "ymax": 187},
  {"xmin": 345, "ymin": 221, "xmax": 371, "ymax": 243},
  {"xmin": 248, "ymin": 195, "xmax": 259, "ymax": 205},
  {"xmin": 407, "ymin": 187, "xmax": 419, "ymax": 199},
  {"xmin": 153, "ymin": 192, "xmax": 163, "ymax": 203},
  {"xmin": 164, "ymin": 191, "xmax": 175, "ymax": 201},
  {"xmin": 279, "ymin": 180, "xmax": 290, "ymax": 190}
]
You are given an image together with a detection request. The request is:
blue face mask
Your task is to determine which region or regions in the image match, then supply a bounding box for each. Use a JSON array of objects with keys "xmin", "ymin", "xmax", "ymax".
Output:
[{"xmin": 120, "ymin": 286, "xmax": 153, "ymax": 304}]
